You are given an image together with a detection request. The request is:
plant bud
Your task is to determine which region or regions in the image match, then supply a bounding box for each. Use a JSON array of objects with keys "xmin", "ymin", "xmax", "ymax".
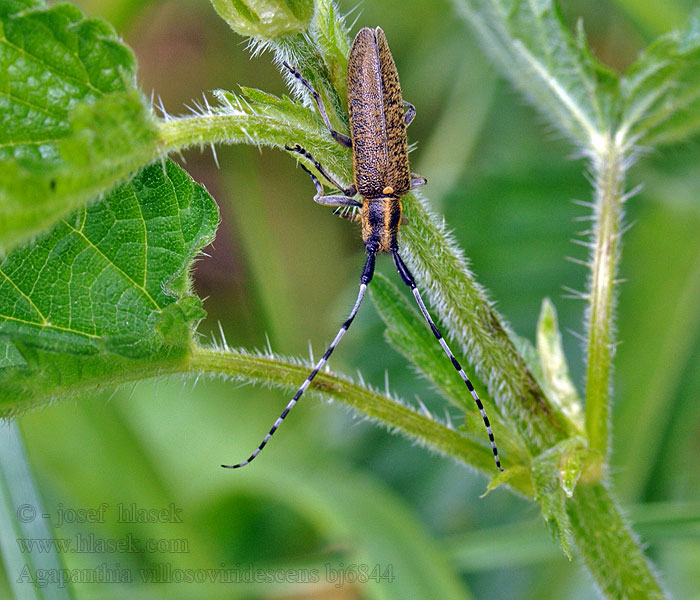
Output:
[{"xmin": 210, "ymin": 0, "xmax": 314, "ymax": 39}]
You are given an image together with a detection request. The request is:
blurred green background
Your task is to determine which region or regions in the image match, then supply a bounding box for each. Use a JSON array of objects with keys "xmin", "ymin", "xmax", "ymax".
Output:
[{"xmin": 4, "ymin": 0, "xmax": 700, "ymax": 598}]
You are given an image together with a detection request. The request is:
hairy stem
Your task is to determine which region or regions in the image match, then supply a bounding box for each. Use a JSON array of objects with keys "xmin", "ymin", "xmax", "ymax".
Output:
[
  {"xmin": 189, "ymin": 347, "xmax": 517, "ymax": 482},
  {"xmin": 7, "ymin": 346, "xmax": 521, "ymax": 488},
  {"xmin": 568, "ymin": 481, "xmax": 665, "ymax": 598},
  {"xmin": 157, "ymin": 107, "xmax": 352, "ymax": 184},
  {"xmin": 585, "ymin": 134, "xmax": 626, "ymax": 465}
]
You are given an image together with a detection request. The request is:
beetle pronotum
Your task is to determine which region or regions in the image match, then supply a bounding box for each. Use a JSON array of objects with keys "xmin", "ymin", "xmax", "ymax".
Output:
[{"xmin": 223, "ymin": 27, "xmax": 502, "ymax": 471}]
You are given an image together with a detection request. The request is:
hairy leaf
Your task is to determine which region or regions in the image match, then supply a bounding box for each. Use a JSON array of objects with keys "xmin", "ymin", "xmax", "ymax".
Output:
[
  {"xmin": 531, "ymin": 442, "xmax": 575, "ymax": 559},
  {"xmin": 0, "ymin": 1, "xmax": 159, "ymax": 249},
  {"xmin": 211, "ymin": 0, "xmax": 314, "ymax": 38},
  {"xmin": 452, "ymin": 0, "xmax": 619, "ymax": 148},
  {"xmin": 0, "ymin": 160, "xmax": 218, "ymax": 410},
  {"xmin": 620, "ymin": 7, "xmax": 700, "ymax": 146}
]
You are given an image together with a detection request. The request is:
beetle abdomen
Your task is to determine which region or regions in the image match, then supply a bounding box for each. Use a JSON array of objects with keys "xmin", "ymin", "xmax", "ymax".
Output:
[
  {"xmin": 347, "ymin": 27, "xmax": 411, "ymax": 199},
  {"xmin": 361, "ymin": 197, "xmax": 402, "ymax": 253}
]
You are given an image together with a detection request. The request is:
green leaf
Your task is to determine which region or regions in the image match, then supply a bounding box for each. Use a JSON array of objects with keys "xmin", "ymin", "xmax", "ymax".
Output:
[
  {"xmin": 155, "ymin": 296, "xmax": 208, "ymax": 347},
  {"xmin": 0, "ymin": 0, "xmax": 43, "ymax": 19},
  {"xmin": 481, "ymin": 464, "xmax": 530, "ymax": 497},
  {"xmin": 452, "ymin": 0, "xmax": 619, "ymax": 148},
  {"xmin": 620, "ymin": 7, "xmax": 700, "ymax": 146},
  {"xmin": 0, "ymin": 159, "xmax": 218, "ymax": 410},
  {"xmin": 0, "ymin": 419, "xmax": 75, "ymax": 599},
  {"xmin": 370, "ymin": 273, "xmax": 530, "ymax": 470},
  {"xmin": 536, "ymin": 298, "xmax": 584, "ymax": 433},
  {"xmin": 531, "ymin": 437, "xmax": 589, "ymax": 558},
  {"xmin": 0, "ymin": 1, "xmax": 159, "ymax": 249}
]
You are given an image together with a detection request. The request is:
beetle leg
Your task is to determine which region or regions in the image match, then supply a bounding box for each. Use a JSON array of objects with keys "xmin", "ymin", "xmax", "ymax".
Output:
[
  {"xmin": 296, "ymin": 161, "xmax": 360, "ymax": 212},
  {"xmin": 314, "ymin": 194, "xmax": 362, "ymax": 208},
  {"xmin": 283, "ymin": 62, "xmax": 353, "ymax": 148},
  {"xmin": 403, "ymin": 101, "xmax": 416, "ymax": 127},
  {"xmin": 300, "ymin": 164, "xmax": 360, "ymax": 208},
  {"xmin": 286, "ymin": 144, "xmax": 357, "ymax": 197},
  {"xmin": 410, "ymin": 173, "xmax": 427, "ymax": 188}
]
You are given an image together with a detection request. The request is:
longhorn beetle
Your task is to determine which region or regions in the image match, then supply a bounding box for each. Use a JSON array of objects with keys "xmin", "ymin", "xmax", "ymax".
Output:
[{"xmin": 222, "ymin": 27, "xmax": 503, "ymax": 471}]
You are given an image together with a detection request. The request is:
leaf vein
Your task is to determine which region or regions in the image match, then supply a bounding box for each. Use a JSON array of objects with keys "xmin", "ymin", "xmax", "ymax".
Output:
[
  {"xmin": 61, "ymin": 219, "xmax": 161, "ymax": 311},
  {"xmin": 0, "ymin": 266, "xmax": 47, "ymax": 324},
  {"xmin": 0, "ymin": 313, "xmax": 99, "ymax": 339}
]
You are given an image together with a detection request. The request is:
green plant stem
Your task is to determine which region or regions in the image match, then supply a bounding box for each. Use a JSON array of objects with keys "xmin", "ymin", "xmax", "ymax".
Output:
[
  {"xmin": 585, "ymin": 134, "xmax": 626, "ymax": 465},
  {"xmin": 157, "ymin": 113, "xmax": 351, "ymax": 182},
  {"xmin": 158, "ymin": 114, "xmax": 304, "ymax": 154},
  {"xmin": 10, "ymin": 346, "xmax": 524, "ymax": 490},
  {"xmin": 568, "ymin": 481, "xmax": 665, "ymax": 599},
  {"xmin": 189, "ymin": 347, "xmax": 521, "ymax": 484}
]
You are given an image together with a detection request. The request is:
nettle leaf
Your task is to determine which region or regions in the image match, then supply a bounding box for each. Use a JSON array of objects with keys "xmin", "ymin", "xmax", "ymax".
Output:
[
  {"xmin": 0, "ymin": 159, "xmax": 218, "ymax": 411},
  {"xmin": 531, "ymin": 446, "xmax": 574, "ymax": 559},
  {"xmin": 452, "ymin": 0, "xmax": 619, "ymax": 148},
  {"xmin": 0, "ymin": 0, "xmax": 160, "ymax": 249},
  {"xmin": 620, "ymin": 7, "xmax": 700, "ymax": 146}
]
